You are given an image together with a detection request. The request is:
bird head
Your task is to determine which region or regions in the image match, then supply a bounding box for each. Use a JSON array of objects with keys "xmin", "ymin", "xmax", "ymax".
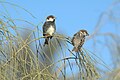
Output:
[
  {"xmin": 46, "ymin": 15, "xmax": 55, "ymax": 22},
  {"xmin": 79, "ymin": 30, "xmax": 89, "ymax": 37}
]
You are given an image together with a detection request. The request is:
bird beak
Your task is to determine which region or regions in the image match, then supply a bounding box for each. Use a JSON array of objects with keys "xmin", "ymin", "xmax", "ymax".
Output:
[
  {"xmin": 86, "ymin": 33, "xmax": 89, "ymax": 36},
  {"xmin": 54, "ymin": 17, "xmax": 56, "ymax": 19}
]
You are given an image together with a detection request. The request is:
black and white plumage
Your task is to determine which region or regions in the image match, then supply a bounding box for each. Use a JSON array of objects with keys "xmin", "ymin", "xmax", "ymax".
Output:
[
  {"xmin": 42, "ymin": 15, "xmax": 56, "ymax": 46},
  {"xmin": 71, "ymin": 30, "xmax": 89, "ymax": 52}
]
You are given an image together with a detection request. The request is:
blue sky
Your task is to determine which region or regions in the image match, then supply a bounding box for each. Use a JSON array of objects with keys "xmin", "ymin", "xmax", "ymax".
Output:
[
  {"xmin": 0, "ymin": 0, "xmax": 114, "ymax": 70},
  {"xmin": 1, "ymin": 0, "xmax": 113, "ymax": 34}
]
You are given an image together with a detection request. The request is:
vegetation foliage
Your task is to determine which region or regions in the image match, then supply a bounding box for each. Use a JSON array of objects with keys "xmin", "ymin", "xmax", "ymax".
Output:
[{"xmin": 0, "ymin": 1, "xmax": 120, "ymax": 80}]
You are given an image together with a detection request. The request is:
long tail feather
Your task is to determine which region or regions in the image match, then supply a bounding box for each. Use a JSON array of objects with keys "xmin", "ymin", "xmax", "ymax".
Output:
[{"xmin": 44, "ymin": 38, "xmax": 49, "ymax": 46}]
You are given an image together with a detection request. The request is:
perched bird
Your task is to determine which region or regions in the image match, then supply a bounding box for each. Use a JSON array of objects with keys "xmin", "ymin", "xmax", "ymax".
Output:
[
  {"xmin": 42, "ymin": 15, "xmax": 56, "ymax": 46},
  {"xmin": 71, "ymin": 30, "xmax": 89, "ymax": 52}
]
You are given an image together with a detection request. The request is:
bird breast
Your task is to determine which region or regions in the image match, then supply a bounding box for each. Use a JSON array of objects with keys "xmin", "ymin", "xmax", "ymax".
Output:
[{"xmin": 46, "ymin": 25, "xmax": 55, "ymax": 36}]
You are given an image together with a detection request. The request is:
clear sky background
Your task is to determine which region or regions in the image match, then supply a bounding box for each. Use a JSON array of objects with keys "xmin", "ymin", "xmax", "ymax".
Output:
[{"xmin": 0, "ymin": 0, "xmax": 114, "ymax": 70}]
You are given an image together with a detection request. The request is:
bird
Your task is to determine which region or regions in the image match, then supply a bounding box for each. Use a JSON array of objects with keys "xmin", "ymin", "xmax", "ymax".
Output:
[
  {"xmin": 42, "ymin": 15, "xmax": 56, "ymax": 46},
  {"xmin": 71, "ymin": 29, "xmax": 89, "ymax": 52}
]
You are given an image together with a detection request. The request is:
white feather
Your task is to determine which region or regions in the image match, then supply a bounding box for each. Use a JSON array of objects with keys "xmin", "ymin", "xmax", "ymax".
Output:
[
  {"xmin": 46, "ymin": 18, "xmax": 54, "ymax": 21},
  {"xmin": 46, "ymin": 25, "xmax": 55, "ymax": 36}
]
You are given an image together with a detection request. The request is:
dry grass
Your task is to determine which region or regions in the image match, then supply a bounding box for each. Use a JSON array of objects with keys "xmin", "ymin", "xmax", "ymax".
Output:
[
  {"xmin": 2, "ymin": 1, "xmax": 118, "ymax": 80},
  {"xmin": 0, "ymin": 23, "xmax": 100, "ymax": 80}
]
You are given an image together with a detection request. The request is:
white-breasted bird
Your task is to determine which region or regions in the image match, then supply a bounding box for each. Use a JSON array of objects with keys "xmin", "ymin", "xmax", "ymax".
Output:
[{"xmin": 42, "ymin": 15, "xmax": 56, "ymax": 46}]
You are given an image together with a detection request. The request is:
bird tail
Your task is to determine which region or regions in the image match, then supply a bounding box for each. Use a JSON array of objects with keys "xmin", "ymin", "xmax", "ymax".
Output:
[
  {"xmin": 72, "ymin": 47, "xmax": 79, "ymax": 52},
  {"xmin": 44, "ymin": 38, "xmax": 49, "ymax": 46}
]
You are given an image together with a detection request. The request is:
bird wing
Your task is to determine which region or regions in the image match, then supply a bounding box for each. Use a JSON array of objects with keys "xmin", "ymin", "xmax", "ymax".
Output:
[
  {"xmin": 71, "ymin": 32, "xmax": 79, "ymax": 46},
  {"xmin": 43, "ymin": 22, "xmax": 49, "ymax": 34}
]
